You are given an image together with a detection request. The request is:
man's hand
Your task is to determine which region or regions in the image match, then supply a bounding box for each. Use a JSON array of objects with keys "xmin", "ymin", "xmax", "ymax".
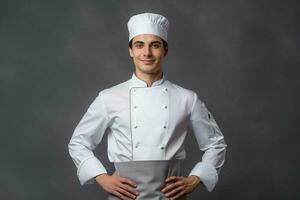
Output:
[
  {"xmin": 161, "ymin": 175, "xmax": 201, "ymax": 200},
  {"xmin": 95, "ymin": 173, "xmax": 139, "ymax": 200}
]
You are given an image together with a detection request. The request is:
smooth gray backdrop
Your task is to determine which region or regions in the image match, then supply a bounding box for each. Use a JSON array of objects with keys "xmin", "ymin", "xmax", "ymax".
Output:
[{"xmin": 1, "ymin": 0, "xmax": 299, "ymax": 200}]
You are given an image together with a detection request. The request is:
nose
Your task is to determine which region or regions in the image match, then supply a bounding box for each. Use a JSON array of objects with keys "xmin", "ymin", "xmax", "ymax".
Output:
[{"xmin": 143, "ymin": 45, "xmax": 152, "ymax": 57}]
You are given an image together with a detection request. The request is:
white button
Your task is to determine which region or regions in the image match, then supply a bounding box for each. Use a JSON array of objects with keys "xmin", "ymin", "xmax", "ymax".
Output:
[
  {"xmin": 164, "ymin": 88, "xmax": 168, "ymax": 92},
  {"xmin": 135, "ymin": 142, "xmax": 140, "ymax": 148},
  {"xmin": 163, "ymin": 125, "xmax": 167, "ymax": 129},
  {"xmin": 134, "ymin": 125, "xmax": 138, "ymax": 129},
  {"xmin": 160, "ymin": 146, "xmax": 165, "ymax": 150},
  {"xmin": 134, "ymin": 105, "xmax": 137, "ymax": 109},
  {"xmin": 164, "ymin": 105, "xmax": 168, "ymax": 109}
]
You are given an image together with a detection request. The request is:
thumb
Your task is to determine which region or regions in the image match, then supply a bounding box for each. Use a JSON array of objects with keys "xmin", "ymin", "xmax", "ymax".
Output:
[{"xmin": 112, "ymin": 171, "xmax": 117, "ymax": 176}]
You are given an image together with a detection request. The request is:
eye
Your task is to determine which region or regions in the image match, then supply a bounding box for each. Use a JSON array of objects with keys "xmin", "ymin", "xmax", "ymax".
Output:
[
  {"xmin": 152, "ymin": 43, "xmax": 161, "ymax": 49},
  {"xmin": 134, "ymin": 44, "xmax": 143, "ymax": 49}
]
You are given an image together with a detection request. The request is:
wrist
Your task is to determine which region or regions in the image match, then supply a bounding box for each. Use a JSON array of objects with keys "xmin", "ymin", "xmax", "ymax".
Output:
[
  {"xmin": 95, "ymin": 173, "xmax": 108, "ymax": 183},
  {"xmin": 189, "ymin": 175, "xmax": 201, "ymax": 186}
]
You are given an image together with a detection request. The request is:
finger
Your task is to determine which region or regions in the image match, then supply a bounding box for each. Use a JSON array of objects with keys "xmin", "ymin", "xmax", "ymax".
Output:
[
  {"xmin": 161, "ymin": 183, "xmax": 173, "ymax": 193},
  {"xmin": 170, "ymin": 190, "xmax": 186, "ymax": 200},
  {"xmin": 166, "ymin": 176, "xmax": 184, "ymax": 183},
  {"xmin": 161, "ymin": 181, "xmax": 182, "ymax": 193},
  {"xmin": 116, "ymin": 187, "xmax": 136, "ymax": 199},
  {"xmin": 165, "ymin": 185, "xmax": 184, "ymax": 198},
  {"xmin": 119, "ymin": 183, "xmax": 139, "ymax": 196},
  {"xmin": 112, "ymin": 190, "xmax": 129, "ymax": 200},
  {"xmin": 165, "ymin": 176, "xmax": 178, "ymax": 182},
  {"xmin": 119, "ymin": 177, "xmax": 137, "ymax": 188}
]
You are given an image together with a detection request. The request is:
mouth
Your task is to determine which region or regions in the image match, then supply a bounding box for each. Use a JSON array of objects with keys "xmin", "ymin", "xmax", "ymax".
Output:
[{"xmin": 141, "ymin": 59, "xmax": 155, "ymax": 64}]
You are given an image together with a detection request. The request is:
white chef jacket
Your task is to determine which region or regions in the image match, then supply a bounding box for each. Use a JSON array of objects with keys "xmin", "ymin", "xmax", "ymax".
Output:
[{"xmin": 68, "ymin": 72, "xmax": 226, "ymax": 192}]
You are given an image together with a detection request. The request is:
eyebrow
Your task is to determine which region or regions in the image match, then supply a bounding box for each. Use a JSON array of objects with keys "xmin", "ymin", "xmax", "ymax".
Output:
[{"xmin": 133, "ymin": 40, "xmax": 162, "ymax": 45}]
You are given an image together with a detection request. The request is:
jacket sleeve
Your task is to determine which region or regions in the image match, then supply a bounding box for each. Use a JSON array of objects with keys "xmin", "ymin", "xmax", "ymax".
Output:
[
  {"xmin": 68, "ymin": 91, "xmax": 110, "ymax": 186},
  {"xmin": 188, "ymin": 92, "xmax": 227, "ymax": 192}
]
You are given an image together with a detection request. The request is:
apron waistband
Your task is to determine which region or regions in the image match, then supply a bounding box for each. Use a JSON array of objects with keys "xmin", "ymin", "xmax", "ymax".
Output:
[{"xmin": 108, "ymin": 160, "xmax": 186, "ymax": 200}]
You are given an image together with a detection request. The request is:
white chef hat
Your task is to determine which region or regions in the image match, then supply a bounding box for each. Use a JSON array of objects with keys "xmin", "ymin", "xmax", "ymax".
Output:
[{"xmin": 127, "ymin": 12, "xmax": 170, "ymax": 42}]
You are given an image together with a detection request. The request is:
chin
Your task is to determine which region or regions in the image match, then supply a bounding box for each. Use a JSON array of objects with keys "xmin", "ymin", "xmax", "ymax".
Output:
[
  {"xmin": 140, "ymin": 66, "xmax": 160, "ymax": 74},
  {"xmin": 137, "ymin": 65, "xmax": 155, "ymax": 72}
]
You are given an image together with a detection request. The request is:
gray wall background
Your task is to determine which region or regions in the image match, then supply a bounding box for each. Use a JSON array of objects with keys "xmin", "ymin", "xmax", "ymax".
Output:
[{"xmin": 1, "ymin": 0, "xmax": 299, "ymax": 199}]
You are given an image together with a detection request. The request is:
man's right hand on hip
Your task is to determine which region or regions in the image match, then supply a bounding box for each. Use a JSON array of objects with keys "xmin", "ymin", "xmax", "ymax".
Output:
[{"xmin": 95, "ymin": 173, "xmax": 139, "ymax": 200}]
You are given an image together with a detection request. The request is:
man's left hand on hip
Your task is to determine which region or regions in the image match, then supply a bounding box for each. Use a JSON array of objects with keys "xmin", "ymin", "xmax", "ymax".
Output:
[{"xmin": 161, "ymin": 175, "xmax": 201, "ymax": 200}]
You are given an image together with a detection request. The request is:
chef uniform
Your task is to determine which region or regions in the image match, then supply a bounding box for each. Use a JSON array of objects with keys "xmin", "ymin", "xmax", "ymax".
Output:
[{"xmin": 68, "ymin": 13, "xmax": 227, "ymax": 200}]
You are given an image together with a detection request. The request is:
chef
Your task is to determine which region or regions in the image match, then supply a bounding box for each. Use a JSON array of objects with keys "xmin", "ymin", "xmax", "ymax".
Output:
[{"xmin": 68, "ymin": 12, "xmax": 227, "ymax": 200}]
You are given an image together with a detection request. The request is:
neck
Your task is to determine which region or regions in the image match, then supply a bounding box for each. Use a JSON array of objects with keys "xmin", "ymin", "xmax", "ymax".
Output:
[{"xmin": 134, "ymin": 70, "xmax": 163, "ymax": 87}]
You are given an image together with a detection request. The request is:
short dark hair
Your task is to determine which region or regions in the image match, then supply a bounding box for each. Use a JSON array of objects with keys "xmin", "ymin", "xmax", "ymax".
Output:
[{"xmin": 129, "ymin": 38, "xmax": 168, "ymax": 56}]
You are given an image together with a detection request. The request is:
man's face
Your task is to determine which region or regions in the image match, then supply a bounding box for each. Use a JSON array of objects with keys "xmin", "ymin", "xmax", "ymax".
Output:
[{"xmin": 129, "ymin": 34, "xmax": 166, "ymax": 75}]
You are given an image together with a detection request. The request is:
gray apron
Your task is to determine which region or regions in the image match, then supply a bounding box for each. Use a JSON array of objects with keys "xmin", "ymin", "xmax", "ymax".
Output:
[{"xmin": 108, "ymin": 160, "xmax": 187, "ymax": 200}]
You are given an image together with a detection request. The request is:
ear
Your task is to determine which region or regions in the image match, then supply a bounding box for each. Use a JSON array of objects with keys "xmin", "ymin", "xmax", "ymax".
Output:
[
  {"xmin": 129, "ymin": 47, "xmax": 134, "ymax": 58},
  {"xmin": 164, "ymin": 49, "xmax": 168, "ymax": 57},
  {"xmin": 164, "ymin": 45, "xmax": 168, "ymax": 56}
]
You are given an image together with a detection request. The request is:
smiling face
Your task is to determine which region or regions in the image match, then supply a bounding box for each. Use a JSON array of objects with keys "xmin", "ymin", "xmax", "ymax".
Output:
[{"xmin": 129, "ymin": 34, "xmax": 167, "ymax": 75}]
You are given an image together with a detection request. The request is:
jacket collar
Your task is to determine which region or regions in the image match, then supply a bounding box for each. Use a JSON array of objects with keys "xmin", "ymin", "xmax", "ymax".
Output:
[{"xmin": 129, "ymin": 72, "xmax": 166, "ymax": 88}]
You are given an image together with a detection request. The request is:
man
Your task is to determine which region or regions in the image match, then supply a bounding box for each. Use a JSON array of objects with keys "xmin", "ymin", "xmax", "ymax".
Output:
[{"xmin": 68, "ymin": 13, "xmax": 226, "ymax": 200}]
